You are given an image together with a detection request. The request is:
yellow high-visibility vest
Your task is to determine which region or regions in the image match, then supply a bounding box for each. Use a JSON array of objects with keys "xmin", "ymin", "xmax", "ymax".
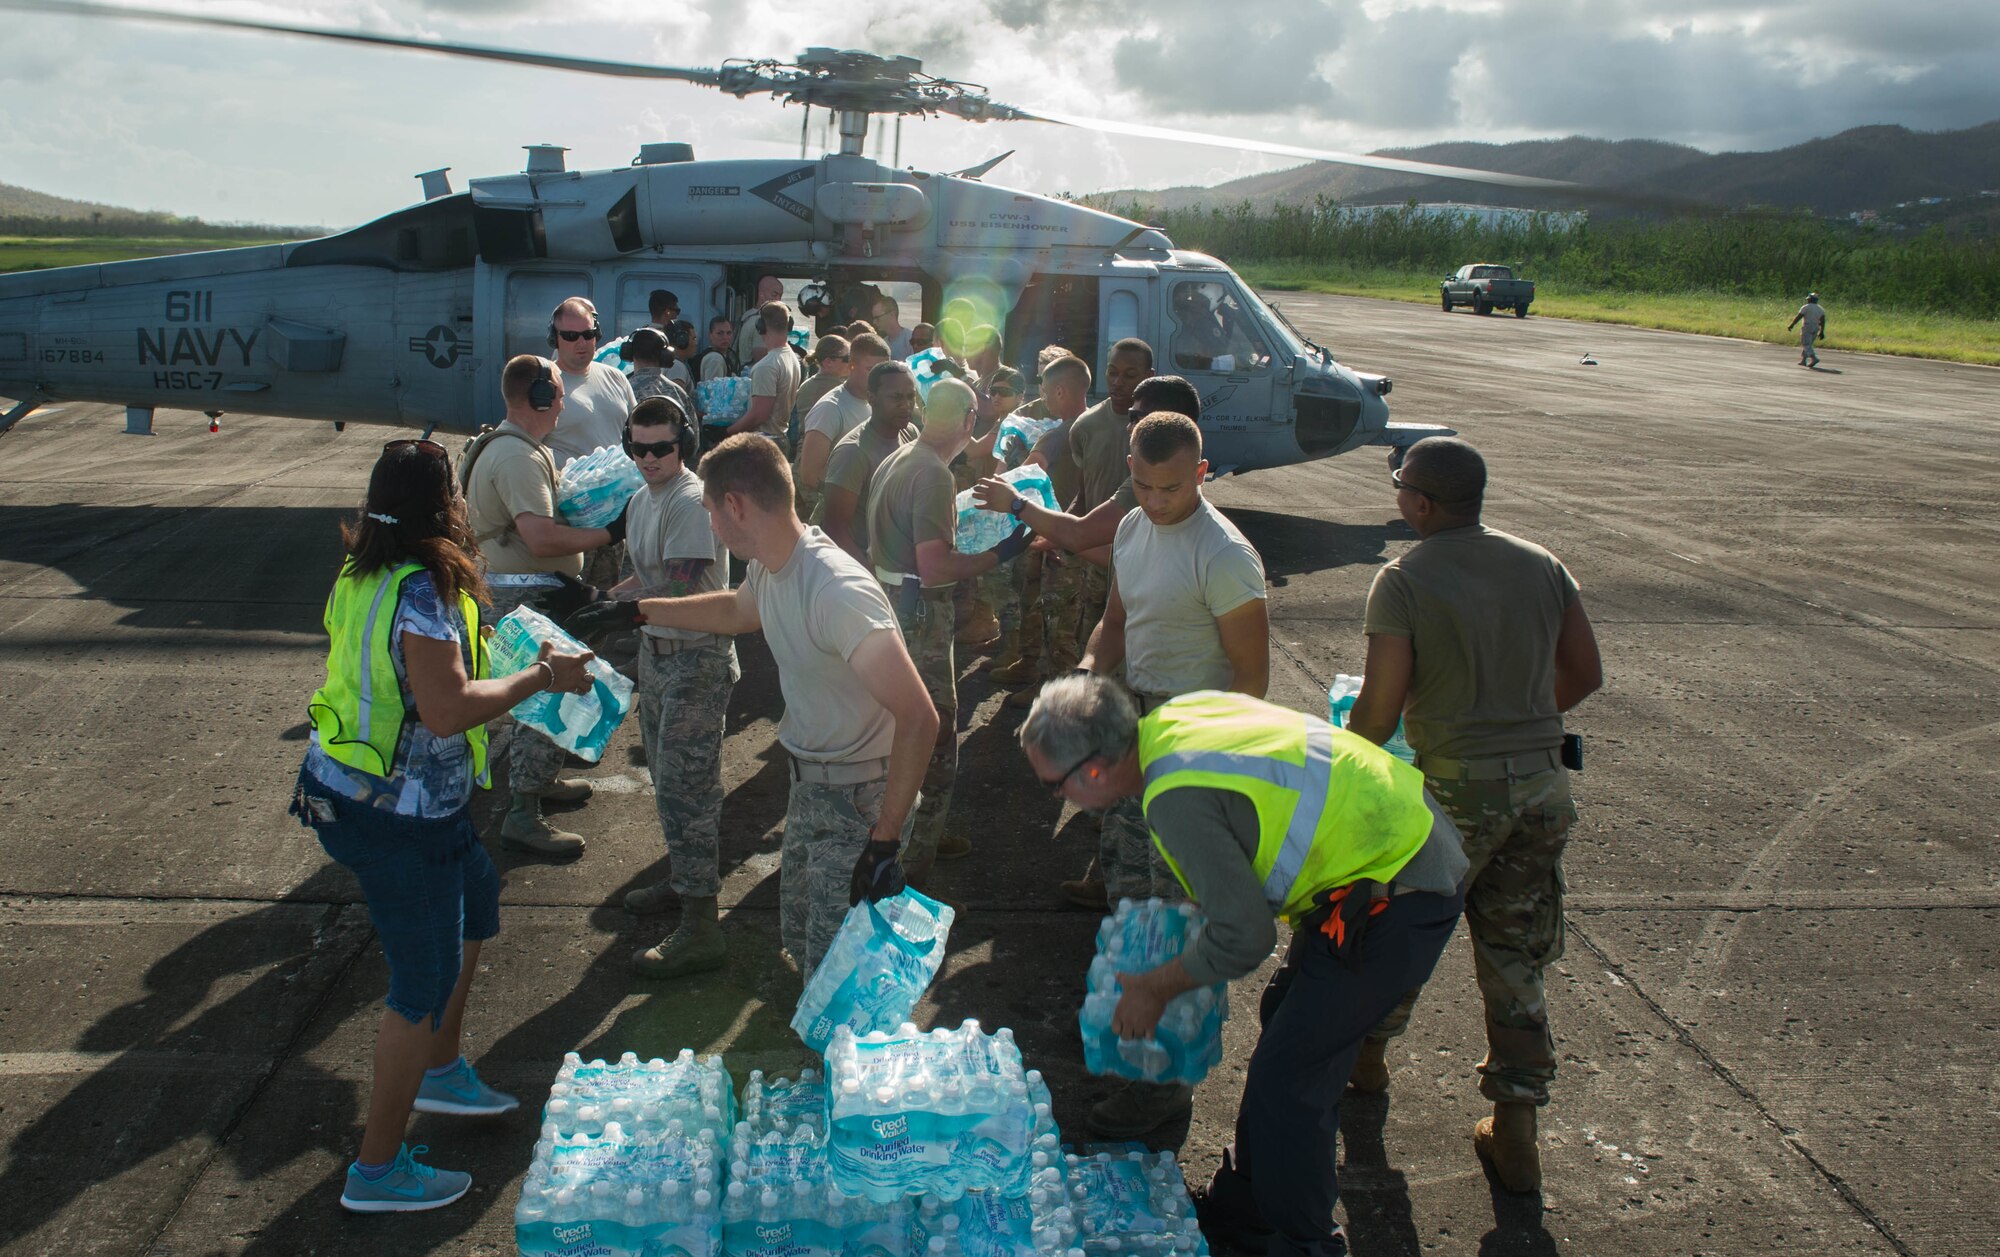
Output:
[
  {"xmin": 308, "ymin": 561, "xmax": 489, "ymax": 787},
  {"xmin": 1139, "ymin": 691, "xmax": 1432, "ymax": 922}
]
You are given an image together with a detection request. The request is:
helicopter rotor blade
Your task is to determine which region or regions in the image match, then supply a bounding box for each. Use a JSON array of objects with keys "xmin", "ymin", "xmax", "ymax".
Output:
[
  {"xmin": 1017, "ymin": 108, "xmax": 1577, "ymax": 191},
  {"xmin": 0, "ymin": 0, "xmax": 728, "ymax": 87}
]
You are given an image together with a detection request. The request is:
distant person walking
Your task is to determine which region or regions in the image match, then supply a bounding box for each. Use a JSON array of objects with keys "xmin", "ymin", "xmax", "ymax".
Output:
[
  {"xmin": 294, "ymin": 438, "xmax": 593, "ymax": 1212},
  {"xmin": 1787, "ymin": 292, "xmax": 1827, "ymax": 367}
]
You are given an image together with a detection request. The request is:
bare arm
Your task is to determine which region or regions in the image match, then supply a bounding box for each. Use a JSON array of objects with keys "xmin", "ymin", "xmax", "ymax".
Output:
[
  {"xmin": 1080, "ymin": 575, "xmax": 1128, "ymax": 676},
  {"xmin": 728, "ymin": 395, "xmax": 777, "ymax": 437},
  {"xmin": 637, "ymin": 582, "xmax": 761, "ymax": 637},
  {"xmin": 821, "ymin": 485, "xmax": 865, "ymax": 561},
  {"xmin": 1553, "ymin": 598, "xmax": 1604, "ymax": 712},
  {"xmin": 1348, "ymin": 633, "xmax": 1412, "ymax": 746},
  {"xmin": 514, "ymin": 512, "xmax": 611, "ymax": 559},
  {"xmin": 969, "ymin": 478, "xmax": 1124, "ymax": 554},
  {"xmin": 796, "ymin": 430, "xmax": 835, "ymax": 491},
  {"xmin": 848, "ymin": 627, "xmax": 940, "ymax": 845},
  {"xmin": 403, "ymin": 633, "xmax": 592, "ymax": 738},
  {"xmin": 1215, "ymin": 598, "xmax": 1270, "ymax": 698},
  {"xmin": 913, "ymin": 537, "xmax": 998, "ymax": 586}
]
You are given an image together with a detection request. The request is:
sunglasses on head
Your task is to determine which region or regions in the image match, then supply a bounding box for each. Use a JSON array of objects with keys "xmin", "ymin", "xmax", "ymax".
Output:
[
  {"xmin": 384, "ymin": 438, "xmax": 449, "ymax": 460},
  {"xmin": 625, "ymin": 438, "xmax": 680, "ymax": 460},
  {"xmin": 555, "ymin": 327, "xmax": 601, "ymax": 343}
]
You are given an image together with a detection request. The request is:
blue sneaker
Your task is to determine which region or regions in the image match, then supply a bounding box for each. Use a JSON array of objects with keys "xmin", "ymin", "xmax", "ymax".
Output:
[
  {"xmin": 413, "ymin": 1057, "xmax": 519, "ymax": 1116},
  {"xmin": 339, "ymin": 1143, "xmax": 471, "ymax": 1213}
]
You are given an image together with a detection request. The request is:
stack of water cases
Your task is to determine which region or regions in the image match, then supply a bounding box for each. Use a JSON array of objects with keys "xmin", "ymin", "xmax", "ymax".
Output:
[
  {"xmin": 1079, "ymin": 900, "xmax": 1229, "ymax": 1086},
  {"xmin": 517, "ymin": 1050, "xmax": 734, "ymax": 1256},
  {"xmin": 1061, "ymin": 1151, "xmax": 1209, "ymax": 1257},
  {"xmin": 825, "ymin": 1021, "xmax": 1048, "ymax": 1202},
  {"xmin": 558, "ymin": 444, "xmax": 647, "ymax": 529},
  {"xmin": 793, "ymin": 889, "xmax": 957, "ymax": 1055},
  {"xmin": 722, "ymin": 1068, "xmax": 839, "ymax": 1257},
  {"xmin": 487, "ymin": 607, "xmax": 636, "ymax": 762},
  {"xmin": 695, "ymin": 375, "xmax": 754, "ymax": 423},
  {"xmin": 953, "ymin": 465, "xmax": 1057, "ymax": 554}
]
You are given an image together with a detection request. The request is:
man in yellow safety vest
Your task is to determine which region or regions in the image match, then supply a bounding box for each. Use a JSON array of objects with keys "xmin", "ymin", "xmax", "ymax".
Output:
[{"xmin": 1019, "ymin": 675, "xmax": 1469, "ymax": 1257}]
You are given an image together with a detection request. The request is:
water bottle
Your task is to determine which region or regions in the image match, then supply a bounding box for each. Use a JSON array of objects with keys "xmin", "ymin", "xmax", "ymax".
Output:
[
  {"xmin": 1327, "ymin": 673, "xmax": 1415, "ymax": 763},
  {"xmin": 487, "ymin": 605, "xmax": 637, "ymax": 763},
  {"xmin": 793, "ymin": 889, "xmax": 956, "ymax": 1054},
  {"xmin": 953, "ymin": 464, "xmax": 1057, "ymax": 555},
  {"xmin": 993, "ymin": 415, "xmax": 1061, "ymax": 470},
  {"xmin": 1080, "ymin": 900, "xmax": 1230, "ymax": 1086}
]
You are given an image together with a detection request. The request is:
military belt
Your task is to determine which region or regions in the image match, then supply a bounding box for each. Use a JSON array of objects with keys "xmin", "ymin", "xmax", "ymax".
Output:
[
  {"xmin": 873, "ymin": 569, "xmax": 953, "ymax": 601},
  {"xmin": 1415, "ymin": 746, "xmax": 1561, "ymax": 782},
  {"xmin": 789, "ymin": 755, "xmax": 891, "ymax": 786},
  {"xmin": 641, "ymin": 632, "xmax": 718, "ymax": 655}
]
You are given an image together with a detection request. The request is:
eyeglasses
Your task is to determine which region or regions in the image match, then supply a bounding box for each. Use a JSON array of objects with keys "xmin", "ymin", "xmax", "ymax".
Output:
[
  {"xmin": 384, "ymin": 438, "xmax": 449, "ymax": 460},
  {"xmin": 1391, "ymin": 469, "xmax": 1440, "ymax": 502},
  {"xmin": 625, "ymin": 439, "xmax": 679, "ymax": 460},
  {"xmin": 1037, "ymin": 751, "xmax": 1096, "ymax": 797},
  {"xmin": 555, "ymin": 327, "xmax": 601, "ymax": 343}
]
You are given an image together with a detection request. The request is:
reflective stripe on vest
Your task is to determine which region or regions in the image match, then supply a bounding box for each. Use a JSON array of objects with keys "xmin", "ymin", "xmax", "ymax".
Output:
[
  {"xmin": 1138, "ymin": 691, "xmax": 1433, "ymax": 922},
  {"xmin": 308, "ymin": 562, "xmax": 489, "ymax": 789}
]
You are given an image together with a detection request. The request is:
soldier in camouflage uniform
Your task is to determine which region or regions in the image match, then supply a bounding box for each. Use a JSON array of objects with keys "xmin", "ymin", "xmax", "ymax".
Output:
[
  {"xmin": 1345, "ymin": 436, "xmax": 1603, "ymax": 1194},
  {"xmin": 866, "ymin": 378, "xmax": 1032, "ymax": 880},
  {"xmin": 576, "ymin": 434, "xmax": 939, "ymax": 978}
]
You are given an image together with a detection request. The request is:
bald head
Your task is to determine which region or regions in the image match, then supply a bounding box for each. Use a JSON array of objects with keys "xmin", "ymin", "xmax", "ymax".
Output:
[{"xmin": 919, "ymin": 377, "xmax": 977, "ymax": 437}]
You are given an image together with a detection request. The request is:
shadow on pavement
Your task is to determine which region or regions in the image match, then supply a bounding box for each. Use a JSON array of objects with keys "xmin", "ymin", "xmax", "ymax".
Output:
[
  {"xmin": 1339, "ymin": 1091, "xmax": 1422, "ymax": 1255},
  {"xmin": 1477, "ymin": 1179, "xmax": 1560, "ymax": 1256},
  {"xmin": 1217, "ymin": 509, "xmax": 1413, "ymax": 587}
]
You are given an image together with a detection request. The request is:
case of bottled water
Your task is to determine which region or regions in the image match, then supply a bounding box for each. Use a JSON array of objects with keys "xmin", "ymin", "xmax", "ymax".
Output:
[
  {"xmin": 1327, "ymin": 674, "xmax": 1415, "ymax": 764},
  {"xmin": 696, "ymin": 375, "xmax": 754, "ymax": 423},
  {"xmin": 953, "ymin": 465, "xmax": 1058, "ymax": 555},
  {"xmin": 488, "ymin": 606, "xmax": 636, "ymax": 763},
  {"xmin": 1060, "ymin": 1151, "xmax": 1208, "ymax": 1257},
  {"xmin": 1078, "ymin": 900, "xmax": 1229, "ymax": 1086},
  {"xmin": 993, "ymin": 416, "xmax": 1060, "ymax": 471},
  {"xmin": 518, "ymin": 1052, "xmax": 732, "ymax": 1257},
  {"xmin": 557, "ymin": 444, "xmax": 648, "ymax": 529},
  {"xmin": 824, "ymin": 1021, "xmax": 1040, "ymax": 1202},
  {"xmin": 793, "ymin": 890, "xmax": 956, "ymax": 1055}
]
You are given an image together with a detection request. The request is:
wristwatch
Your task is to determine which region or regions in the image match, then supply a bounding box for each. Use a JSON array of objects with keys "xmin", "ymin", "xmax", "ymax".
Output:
[{"xmin": 1007, "ymin": 495, "xmax": 1027, "ymax": 518}]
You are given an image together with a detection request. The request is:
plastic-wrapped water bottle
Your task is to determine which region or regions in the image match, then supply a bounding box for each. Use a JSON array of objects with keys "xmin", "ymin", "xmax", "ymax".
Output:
[
  {"xmin": 1327, "ymin": 673, "xmax": 1415, "ymax": 763},
  {"xmin": 487, "ymin": 605, "xmax": 636, "ymax": 763},
  {"xmin": 1061, "ymin": 1151, "xmax": 1208, "ymax": 1257},
  {"xmin": 993, "ymin": 415, "xmax": 1060, "ymax": 470},
  {"xmin": 954, "ymin": 464, "xmax": 1058, "ymax": 555},
  {"xmin": 558, "ymin": 444, "xmax": 648, "ymax": 529},
  {"xmin": 1078, "ymin": 900, "xmax": 1229, "ymax": 1086},
  {"xmin": 696, "ymin": 374, "xmax": 754, "ymax": 422},
  {"xmin": 793, "ymin": 889, "xmax": 956, "ymax": 1054}
]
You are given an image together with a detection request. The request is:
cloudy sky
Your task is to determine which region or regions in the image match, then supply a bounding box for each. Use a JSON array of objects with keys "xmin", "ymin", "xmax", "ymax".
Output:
[{"xmin": 5, "ymin": 0, "xmax": 1997, "ymax": 228}]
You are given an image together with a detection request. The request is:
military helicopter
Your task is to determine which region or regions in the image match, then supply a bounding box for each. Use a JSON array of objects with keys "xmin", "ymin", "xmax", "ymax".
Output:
[{"xmin": 0, "ymin": 0, "xmax": 1584, "ymax": 475}]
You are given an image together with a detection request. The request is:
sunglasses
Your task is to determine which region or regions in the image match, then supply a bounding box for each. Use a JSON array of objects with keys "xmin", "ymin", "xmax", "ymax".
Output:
[
  {"xmin": 1391, "ymin": 469, "xmax": 1440, "ymax": 502},
  {"xmin": 1037, "ymin": 751, "xmax": 1096, "ymax": 797},
  {"xmin": 625, "ymin": 439, "xmax": 680, "ymax": 460},
  {"xmin": 384, "ymin": 438, "xmax": 449, "ymax": 460},
  {"xmin": 818, "ymin": 354, "xmax": 850, "ymax": 364},
  {"xmin": 555, "ymin": 327, "xmax": 601, "ymax": 343}
]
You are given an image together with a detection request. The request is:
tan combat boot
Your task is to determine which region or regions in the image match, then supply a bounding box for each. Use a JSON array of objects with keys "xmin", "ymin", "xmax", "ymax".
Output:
[
  {"xmin": 632, "ymin": 896, "xmax": 727, "ymax": 978},
  {"xmin": 1347, "ymin": 1038, "xmax": 1390, "ymax": 1093},
  {"xmin": 500, "ymin": 794, "xmax": 585, "ymax": 858},
  {"xmin": 1474, "ymin": 1101, "xmax": 1543, "ymax": 1193},
  {"xmin": 623, "ymin": 879, "xmax": 678, "ymax": 914}
]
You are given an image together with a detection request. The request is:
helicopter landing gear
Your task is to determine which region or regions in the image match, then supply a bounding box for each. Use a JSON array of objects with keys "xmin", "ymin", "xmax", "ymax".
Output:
[
  {"xmin": 334, "ymin": 421, "xmax": 346, "ymax": 432},
  {"xmin": 124, "ymin": 405, "xmax": 155, "ymax": 436}
]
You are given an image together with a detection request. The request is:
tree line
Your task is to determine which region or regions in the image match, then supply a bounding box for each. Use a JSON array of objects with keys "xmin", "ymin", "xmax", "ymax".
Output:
[{"xmin": 0, "ymin": 212, "xmax": 311, "ymax": 240}]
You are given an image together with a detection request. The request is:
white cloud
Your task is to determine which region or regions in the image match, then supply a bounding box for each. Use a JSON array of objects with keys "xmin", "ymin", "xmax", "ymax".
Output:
[{"xmin": 0, "ymin": 0, "xmax": 1994, "ymax": 224}]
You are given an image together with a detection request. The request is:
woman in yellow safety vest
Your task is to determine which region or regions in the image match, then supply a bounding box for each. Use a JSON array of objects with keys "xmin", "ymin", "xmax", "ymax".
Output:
[
  {"xmin": 291, "ymin": 438, "xmax": 593, "ymax": 1214},
  {"xmin": 1021, "ymin": 674, "xmax": 1469, "ymax": 1257}
]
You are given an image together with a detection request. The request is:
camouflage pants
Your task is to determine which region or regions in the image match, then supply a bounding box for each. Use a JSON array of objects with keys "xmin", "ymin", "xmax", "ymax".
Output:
[
  {"xmin": 891, "ymin": 590, "xmax": 957, "ymax": 878},
  {"xmin": 581, "ymin": 541, "xmax": 626, "ymax": 588},
  {"xmin": 1367, "ymin": 767, "xmax": 1576, "ymax": 1105},
  {"xmin": 1041, "ymin": 556, "xmax": 1109, "ymax": 672},
  {"xmin": 637, "ymin": 640, "xmax": 733, "ymax": 898},
  {"xmin": 997, "ymin": 549, "xmax": 1046, "ymax": 666},
  {"xmin": 481, "ymin": 583, "xmax": 567, "ymax": 794},
  {"xmin": 1101, "ymin": 798, "xmax": 1185, "ymax": 905},
  {"xmin": 780, "ymin": 775, "xmax": 903, "ymax": 978}
]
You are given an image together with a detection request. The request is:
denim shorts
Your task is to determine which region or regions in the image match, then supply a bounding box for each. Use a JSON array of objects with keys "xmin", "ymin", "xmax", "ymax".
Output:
[{"xmin": 292, "ymin": 765, "xmax": 501, "ymax": 1029}]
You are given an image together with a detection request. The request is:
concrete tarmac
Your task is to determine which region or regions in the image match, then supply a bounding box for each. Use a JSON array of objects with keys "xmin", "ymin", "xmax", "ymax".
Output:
[{"xmin": 1, "ymin": 294, "xmax": 1993, "ymax": 1255}]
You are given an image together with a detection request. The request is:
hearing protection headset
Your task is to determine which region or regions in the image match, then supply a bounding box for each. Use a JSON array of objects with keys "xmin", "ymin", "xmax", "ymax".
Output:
[
  {"xmin": 546, "ymin": 297, "xmax": 601, "ymax": 349},
  {"xmin": 527, "ymin": 360, "xmax": 558, "ymax": 412},
  {"xmin": 623, "ymin": 395, "xmax": 700, "ymax": 467}
]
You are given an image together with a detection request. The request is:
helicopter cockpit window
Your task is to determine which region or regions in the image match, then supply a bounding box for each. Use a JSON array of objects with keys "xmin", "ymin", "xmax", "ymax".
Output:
[{"xmin": 1170, "ymin": 281, "xmax": 1271, "ymax": 373}]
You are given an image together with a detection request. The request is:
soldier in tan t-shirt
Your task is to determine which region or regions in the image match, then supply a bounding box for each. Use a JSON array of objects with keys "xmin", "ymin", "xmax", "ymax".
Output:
[
  {"xmin": 461, "ymin": 355, "xmax": 616, "ymax": 858},
  {"xmin": 816, "ymin": 360, "xmax": 921, "ymax": 562},
  {"xmin": 729, "ymin": 300, "xmax": 802, "ymax": 443},
  {"xmin": 1347, "ymin": 435, "xmax": 1604, "ymax": 1194}
]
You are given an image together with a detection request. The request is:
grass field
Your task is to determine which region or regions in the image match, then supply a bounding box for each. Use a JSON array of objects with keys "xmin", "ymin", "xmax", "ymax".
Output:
[
  {"xmin": 0, "ymin": 235, "xmax": 290, "ymax": 272},
  {"xmin": 1240, "ymin": 261, "xmax": 2000, "ymax": 367}
]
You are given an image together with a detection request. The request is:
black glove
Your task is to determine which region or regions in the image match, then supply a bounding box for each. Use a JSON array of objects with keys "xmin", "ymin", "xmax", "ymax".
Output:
[
  {"xmin": 528, "ymin": 572, "xmax": 606, "ymax": 623},
  {"xmin": 850, "ymin": 840, "xmax": 907, "ymax": 906},
  {"xmin": 988, "ymin": 523, "xmax": 1033, "ymax": 564},
  {"xmin": 603, "ymin": 498, "xmax": 631, "ymax": 545},
  {"xmin": 564, "ymin": 599, "xmax": 643, "ymax": 639}
]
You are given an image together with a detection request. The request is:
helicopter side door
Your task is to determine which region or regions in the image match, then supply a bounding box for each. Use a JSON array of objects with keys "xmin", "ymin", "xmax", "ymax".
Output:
[
  {"xmin": 1096, "ymin": 275, "xmax": 1153, "ymax": 396},
  {"xmin": 1164, "ymin": 277, "xmax": 1277, "ymax": 442},
  {"xmin": 611, "ymin": 270, "xmax": 711, "ymax": 351}
]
